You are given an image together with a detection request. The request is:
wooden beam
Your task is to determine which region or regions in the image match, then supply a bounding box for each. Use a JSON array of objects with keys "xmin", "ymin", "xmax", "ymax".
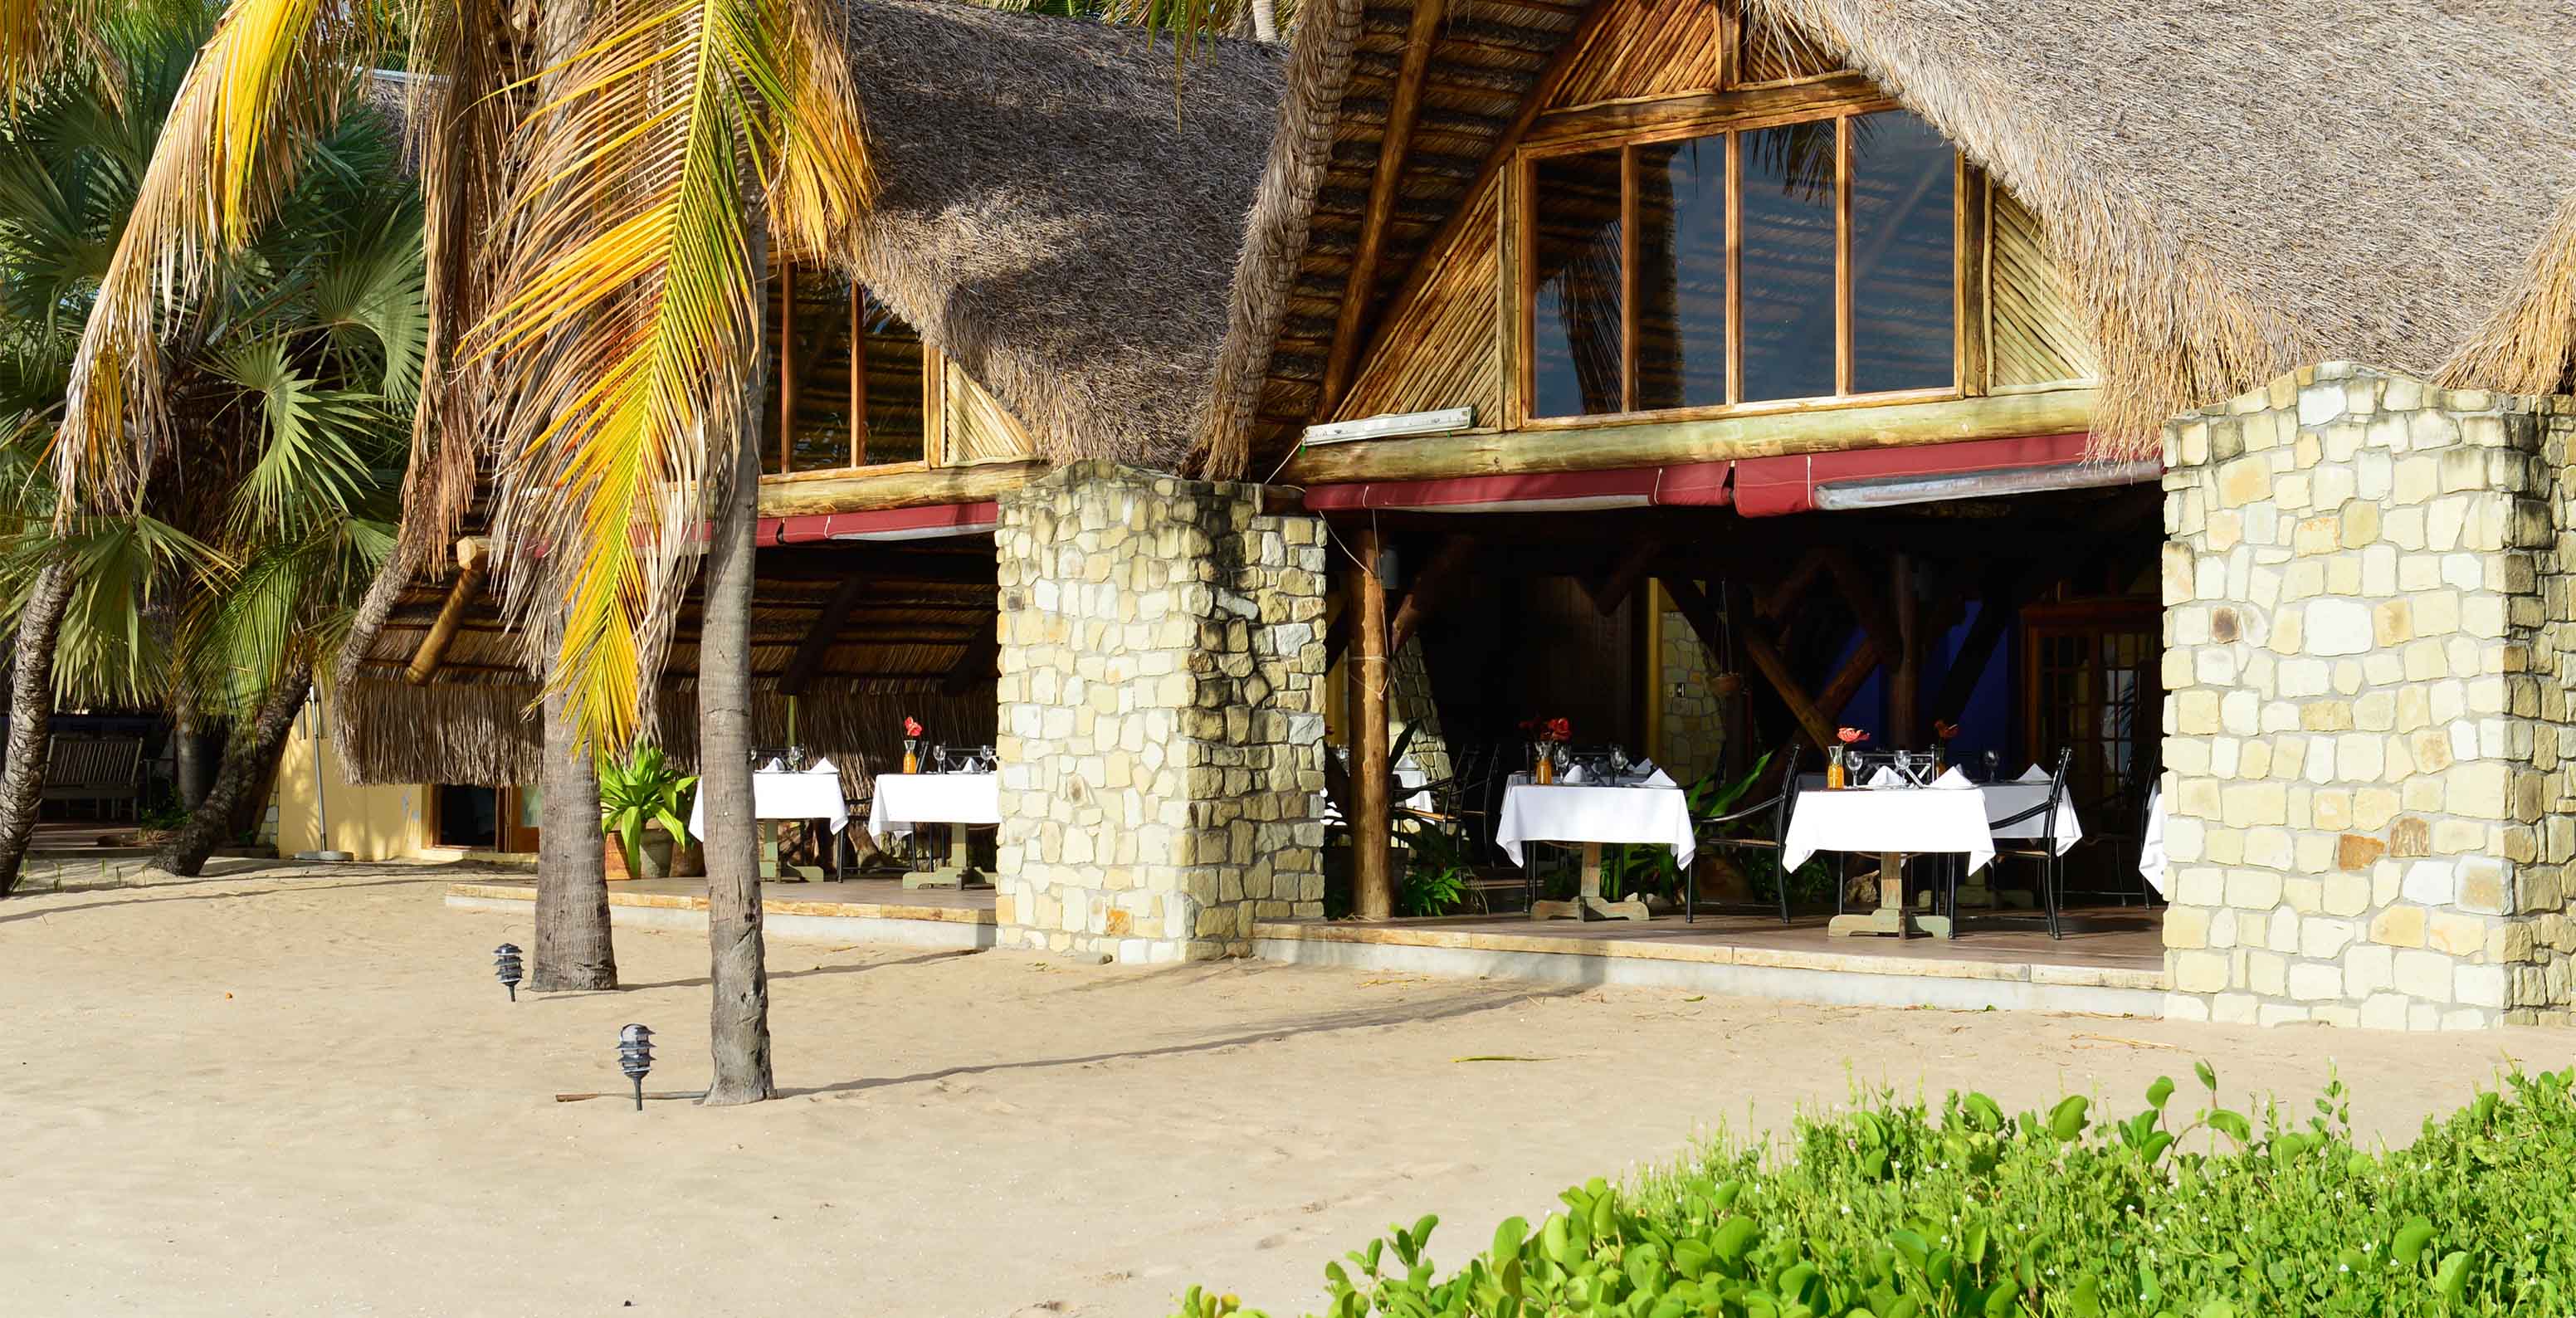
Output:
[
  {"xmin": 1586, "ymin": 537, "xmax": 1664, "ymax": 617},
  {"xmin": 1335, "ymin": 0, "xmax": 1627, "ymax": 415},
  {"xmin": 1889, "ymin": 552, "xmax": 1921, "ymax": 746},
  {"xmin": 1387, "ymin": 532, "xmax": 1480, "ymax": 650},
  {"xmin": 1669, "ymin": 576, "xmax": 1825, "ymax": 751},
  {"xmin": 778, "ymin": 256, "xmax": 797, "ymax": 471},
  {"xmin": 777, "ymin": 575, "xmax": 867, "ymax": 696},
  {"xmin": 757, "ymin": 460, "xmax": 1042, "ymax": 518},
  {"xmin": 1523, "ymin": 73, "xmax": 1890, "ymax": 149},
  {"xmin": 940, "ymin": 618, "xmax": 999, "ymax": 696},
  {"xmin": 1754, "ymin": 555, "xmax": 1826, "ymax": 620},
  {"xmin": 1281, "ymin": 388, "xmax": 2097, "ymax": 486},
  {"xmin": 403, "ymin": 538, "xmax": 490, "ymax": 686},
  {"xmin": 1928, "ymin": 570, "xmax": 2015, "ymax": 724},
  {"xmin": 1347, "ymin": 523, "xmax": 1394, "ymax": 920},
  {"xmin": 1315, "ymin": 0, "xmax": 1449, "ymax": 416},
  {"xmin": 1822, "ymin": 548, "xmax": 1903, "ymax": 672}
]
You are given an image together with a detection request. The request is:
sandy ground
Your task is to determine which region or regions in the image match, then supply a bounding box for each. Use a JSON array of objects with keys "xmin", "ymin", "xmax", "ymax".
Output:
[{"xmin": 0, "ymin": 862, "xmax": 2560, "ymax": 1317}]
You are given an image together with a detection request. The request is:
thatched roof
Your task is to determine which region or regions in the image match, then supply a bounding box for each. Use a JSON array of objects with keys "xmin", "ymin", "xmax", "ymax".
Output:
[
  {"xmin": 336, "ymin": 1, "xmax": 1290, "ymax": 784},
  {"xmin": 836, "ymin": 0, "xmax": 1285, "ymax": 467},
  {"xmin": 338, "ymin": 538, "xmax": 1000, "ymax": 786},
  {"xmin": 1197, "ymin": 0, "xmax": 2576, "ymax": 470}
]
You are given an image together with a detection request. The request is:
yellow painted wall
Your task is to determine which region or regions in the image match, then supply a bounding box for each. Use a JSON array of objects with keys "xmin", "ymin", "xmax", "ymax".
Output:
[{"xmin": 271, "ymin": 705, "xmax": 431, "ymax": 862}]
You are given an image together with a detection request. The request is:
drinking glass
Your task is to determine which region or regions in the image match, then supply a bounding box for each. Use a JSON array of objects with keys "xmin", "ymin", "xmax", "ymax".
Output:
[
  {"xmin": 1983, "ymin": 749, "xmax": 2001, "ymax": 781},
  {"xmin": 1894, "ymin": 749, "xmax": 1915, "ymax": 785},
  {"xmin": 1610, "ymin": 745, "xmax": 1631, "ymax": 778},
  {"xmin": 933, "ymin": 744, "xmax": 949, "ymax": 773}
]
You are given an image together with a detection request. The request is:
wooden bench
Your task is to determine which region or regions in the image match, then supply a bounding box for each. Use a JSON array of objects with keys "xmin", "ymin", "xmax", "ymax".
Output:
[{"xmin": 41, "ymin": 735, "xmax": 142, "ymax": 819}]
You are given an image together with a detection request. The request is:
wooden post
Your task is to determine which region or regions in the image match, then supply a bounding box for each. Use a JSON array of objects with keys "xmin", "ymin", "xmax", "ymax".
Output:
[
  {"xmin": 1347, "ymin": 522, "xmax": 1394, "ymax": 920},
  {"xmin": 1891, "ymin": 553, "xmax": 1920, "ymax": 745},
  {"xmin": 404, "ymin": 537, "xmax": 490, "ymax": 686}
]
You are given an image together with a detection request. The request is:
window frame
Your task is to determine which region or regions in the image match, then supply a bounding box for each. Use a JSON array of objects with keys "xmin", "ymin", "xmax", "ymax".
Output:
[
  {"xmin": 764, "ymin": 260, "xmax": 942, "ymax": 481},
  {"xmin": 1512, "ymin": 92, "xmax": 1977, "ymax": 432}
]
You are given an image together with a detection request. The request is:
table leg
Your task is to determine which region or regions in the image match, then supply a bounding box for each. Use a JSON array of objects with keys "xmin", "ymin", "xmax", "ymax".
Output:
[
  {"xmin": 903, "ymin": 823, "xmax": 987, "ymax": 889},
  {"xmin": 1529, "ymin": 842, "xmax": 1651, "ymax": 921},
  {"xmin": 1826, "ymin": 851, "xmax": 1952, "ymax": 939}
]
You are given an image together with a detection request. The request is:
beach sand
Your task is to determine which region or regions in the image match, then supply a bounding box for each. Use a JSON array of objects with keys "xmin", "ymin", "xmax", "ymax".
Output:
[{"xmin": 0, "ymin": 861, "xmax": 2554, "ymax": 1316}]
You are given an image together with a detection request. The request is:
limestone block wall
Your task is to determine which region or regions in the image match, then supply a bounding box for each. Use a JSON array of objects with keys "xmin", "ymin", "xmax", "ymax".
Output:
[
  {"xmin": 993, "ymin": 461, "xmax": 1330, "ymax": 963},
  {"xmin": 1655, "ymin": 585, "xmax": 1725, "ymax": 783},
  {"xmin": 2159, "ymin": 363, "xmax": 2574, "ymax": 1029}
]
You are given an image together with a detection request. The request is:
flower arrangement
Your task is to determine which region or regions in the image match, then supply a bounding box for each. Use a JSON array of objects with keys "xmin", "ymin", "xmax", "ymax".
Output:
[
  {"xmin": 902, "ymin": 715, "xmax": 924, "ymax": 774},
  {"xmin": 1828, "ymin": 726, "xmax": 1868, "ymax": 788},
  {"xmin": 1836, "ymin": 726, "xmax": 1870, "ymax": 745},
  {"xmin": 1520, "ymin": 717, "xmax": 1573, "ymax": 783},
  {"xmin": 1933, "ymin": 719, "xmax": 1959, "ymax": 740}
]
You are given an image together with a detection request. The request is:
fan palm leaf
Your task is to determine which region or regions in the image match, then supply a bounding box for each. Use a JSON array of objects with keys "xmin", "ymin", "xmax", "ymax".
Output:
[
  {"xmin": 54, "ymin": 0, "xmax": 374, "ymax": 518},
  {"xmin": 472, "ymin": 0, "xmax": 869, "ymax": 749}
]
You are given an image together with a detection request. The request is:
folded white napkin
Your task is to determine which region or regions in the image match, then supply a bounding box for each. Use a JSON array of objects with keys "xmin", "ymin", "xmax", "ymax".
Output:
[
  {"xmin": 756, "ymin": 757, "xmax": 784, "ymax": 774},
  {"xmin": 1561, "ymin": 764, "xmax": 1586, "ymax": 784},
  {"xmin": 1632, "ymin": 758, "xmax": 1656, "ymax": 775},
  {"xmin": 1933, "ymin": 766, "xmax": 1973, "ymax": 789},
  {"xmin": 1866, "ymin": 766, "xmax": 1902, "ymax": 787},
  {"xmin": 807, "ymin": 757, "xmax": 837, "ymax": 776},
  {"xmin": 1641, "ymin": 769, "xmax": 1678, "ymax": 788},
  {"xmin": 2019, "ymin": 764, "xmax": 2052, "ymax": 782}
]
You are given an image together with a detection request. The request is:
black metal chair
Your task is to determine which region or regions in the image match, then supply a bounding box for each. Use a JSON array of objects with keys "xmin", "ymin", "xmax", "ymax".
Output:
[
  {"xmin": 1978, "ymin": 747, "xmax": 2077, "ymax": 938},
  {"xmin": 1686, "ymin": 748, "xmax": 1801, "ymax": 925}
]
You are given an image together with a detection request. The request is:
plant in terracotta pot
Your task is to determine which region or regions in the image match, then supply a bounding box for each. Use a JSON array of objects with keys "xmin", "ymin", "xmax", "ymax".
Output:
[{"xmin": 599, "ymin": 744, "xmax": 698, "ymax": 881}]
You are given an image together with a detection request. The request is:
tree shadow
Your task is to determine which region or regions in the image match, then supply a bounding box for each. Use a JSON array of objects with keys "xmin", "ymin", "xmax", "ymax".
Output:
[
  {"xmin": 0, "ymin": 875, "xmax": 449, "ymax": 925},
  {"xmin": 780, "ymin": 979, "xmax": 1589, "ymax": 1098},
  {"xmin": 553, "ymin": 948, "xmax": 978, "ymax": 996}
]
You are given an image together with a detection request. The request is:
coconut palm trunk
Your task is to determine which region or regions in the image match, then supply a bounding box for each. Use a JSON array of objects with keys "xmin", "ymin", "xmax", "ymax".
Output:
[
  {"xmin": 0, "ymin": 559, "xmax": 71, "ymax": 896},
  {"xmin": 533, "ymin": 681, "xmax": 617, "ymax": 990},
  {"xmin": 700, "ymin": 256, "xmax": 773, "ymax": 1104},
  {"xmin": 154, "ymin": 661, "xmax": 310, "ymax": 876}
]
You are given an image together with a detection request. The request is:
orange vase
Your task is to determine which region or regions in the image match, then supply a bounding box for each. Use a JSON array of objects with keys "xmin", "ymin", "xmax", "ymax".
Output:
[
  {"xmin": 1534, "ymin": 751, "xmax": 1554, "ymax": 785},
  {"xmin": 903, "ymin": 740, "xmax": 920, "ymax": 775}
]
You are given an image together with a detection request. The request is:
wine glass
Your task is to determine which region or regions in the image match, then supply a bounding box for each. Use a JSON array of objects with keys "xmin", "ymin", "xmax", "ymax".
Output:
[
  {"xmin": 1610, "ymin": 745, "xmax": 1630, "ymax": 779},
  {"xmin": 933, "ymin": 744, "xmax": 949, "ymax": 773},
  {"xmin": 1982, "ymin": 749, "xmax": 2001, "ymax": 782},
  {"xmin": 1893, "ymin": 749, "xmax": 1915, "ymax": 786}
]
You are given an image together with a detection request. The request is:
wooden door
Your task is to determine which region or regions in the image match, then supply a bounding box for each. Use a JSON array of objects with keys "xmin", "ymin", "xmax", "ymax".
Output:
[{"xmin": 2020, "ymin": 599, "xmax": 2159, "ymax": 896}]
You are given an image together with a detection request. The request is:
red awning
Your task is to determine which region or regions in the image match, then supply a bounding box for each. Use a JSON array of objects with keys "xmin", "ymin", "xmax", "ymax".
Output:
[
  {"xmin": 760, "ymin": 500, "xmax": 1001, "ymax": 545},
  {"xmin": 1300, "ymin": 461, "xmax": 1734, "ymax": 513},
  {"xmin": 1299, "ymin": 432, "xmax": 2136, "ymax": 519}
]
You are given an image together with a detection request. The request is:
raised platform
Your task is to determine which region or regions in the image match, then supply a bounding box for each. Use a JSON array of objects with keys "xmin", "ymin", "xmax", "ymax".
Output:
[
  {"xmin": 1250, "ymin": 908, "xmax": 2166, "ymax": 1017},
  {"xmin": 445, "ymin": 876, "xmax": 998, "ymax": 951},
  {"xmin": 443, "ymin": 877, "xmax": 2165, "ymax": 1016}
]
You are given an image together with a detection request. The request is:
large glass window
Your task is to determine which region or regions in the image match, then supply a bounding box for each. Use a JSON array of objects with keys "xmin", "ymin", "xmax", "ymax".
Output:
[
  {"xmin": 1525, "ymin": 108, "xmax": 1958, "ymax": 420},
  {"xmin": 1848, "ymin": 110, "xmax": 1957, "ymax": 394},
  {"xmin": 765, "ymin": 273, "xmax": 928, "ymax": 474},
  {"xmin": 1529, "ymin": 149, "xmax": 1624, "ymax": 418}
]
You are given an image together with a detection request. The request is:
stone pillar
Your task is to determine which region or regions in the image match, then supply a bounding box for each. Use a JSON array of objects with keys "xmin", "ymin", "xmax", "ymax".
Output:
[
  {"xmin": 993, "ymin": 461, "xmax": 1330, "ymax": 963},
  {"xmin": 2159, "ymin": 363, "xmax": 2576, "ymax": 1029}
]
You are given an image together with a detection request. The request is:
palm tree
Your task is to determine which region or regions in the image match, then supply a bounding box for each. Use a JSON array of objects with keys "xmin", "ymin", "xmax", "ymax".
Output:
[
  {"xmin": 24, "ymin": 0, "xmax": 1263, "ymax": 1101},
  {"xmin": 0, "ymin": 10, "xmax": 422, "ymax": 887}
]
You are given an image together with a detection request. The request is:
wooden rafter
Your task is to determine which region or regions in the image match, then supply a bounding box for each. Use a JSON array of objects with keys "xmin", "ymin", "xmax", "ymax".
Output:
[
  {"xmin": 1586, "ymin": 537, "xmax": 1665, "ymax": 617},
  {"xmin": 940, "ymin": 620, "xmax": 1000, "ymax": 696},
  {"xmin": 1388, "ymin": 533, "xmax": 1481, "ymax": 650},
  {"xmin": 1327, "ymin": 0, "xmax": 1629, "ymax": 420},
  {"xmin": 1316, "ymin": 0, "xmax": 1451, "ymax": 415},
  {"xmin": 403, "ymin": 538, "xmax": 490, "ymax": 686},
  {"xmin": 778, "ymin": 575, "xmax": 869, "ymax": 696},
  {"xmin": 1822, "ymin": 548, "xmax": 1903, "ymax": 673},
  {"xmin": 1754, "ymin": 555, "xmax": 1825, "ymax": 619}
]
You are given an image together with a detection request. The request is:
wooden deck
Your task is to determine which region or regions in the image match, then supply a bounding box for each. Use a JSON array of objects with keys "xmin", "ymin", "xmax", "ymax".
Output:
[{"xmin": 445, "ymin": 876, "xmax": 2168, "ymax": 1015}]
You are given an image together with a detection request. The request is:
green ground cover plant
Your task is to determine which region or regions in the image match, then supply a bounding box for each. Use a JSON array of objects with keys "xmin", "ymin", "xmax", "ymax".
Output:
[{"xmin": 1178, "ymin": 1064, "xmax": 2576, "ymax": 1317}]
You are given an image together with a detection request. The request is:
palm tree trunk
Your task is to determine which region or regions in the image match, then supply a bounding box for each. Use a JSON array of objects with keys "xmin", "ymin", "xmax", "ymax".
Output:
[
  {"xmin": 700, "ymin": 237, "xmax": 773, "ymax": 1104},
  {"xmin": 0, "ymin": 559, "xmax": 71, "ymax": 897},
  {"xmin": 154, "ymin": 661, "xmax": 310, "ymax": 877},
  {"xmin": 532, "ymin": 681, "xmax": 616, "ymax": 990},
  {"xmin": 173, "ymin": 701, "xmax": 208, "ymax": 809},
  {"xmin": 1250, "ymin": 0, "xmax": 1279, "ymax": 41}
]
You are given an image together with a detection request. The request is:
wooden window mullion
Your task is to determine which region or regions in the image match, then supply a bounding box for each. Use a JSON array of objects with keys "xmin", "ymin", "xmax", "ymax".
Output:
[
  {"xmin": 778, "ymin": 257, "xmax": 796, "ymax": 471},
  {"xmin": 1724, "ymin": 131, "xmax": 1741, "ymax": 406},
  {"xmin": 1620, "ymin": 145, "xmax": 1639, "ymax": 413},
  {"xmin": 849, "ymin": 282, "xmax": 869, "ymax": 467},
  {"xmin": 1832, "ymin": 115, "xmax": 1852, "ymax": 399}
]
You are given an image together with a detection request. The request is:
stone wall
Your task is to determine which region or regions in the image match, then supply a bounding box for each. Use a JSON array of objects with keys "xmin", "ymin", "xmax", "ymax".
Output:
[
  {"xmin": 2159, "ymin": 363, "xmax": 2576, "ymax": 1028},
  {"xmin": 993, "ymin": 461, "xmax": 1330, "ymax": 963},
  {"xmin": 1654, "ymin": 585, "xmax": 1726, "ymax": 783}
]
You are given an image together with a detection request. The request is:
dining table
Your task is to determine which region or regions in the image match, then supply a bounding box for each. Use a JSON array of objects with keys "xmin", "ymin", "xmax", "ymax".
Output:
[
  {"xmin": 870, "ymin": 771, "xmax": 1003, "ymax": 888},
  {"xmin": 687, "ymin": 757, "xmax": 849, "ymax": 881},
  {"xmin": 1783, "ymin": 767, "xmax": 2086, "ymax": 938},
  {"xmin": 1495, "ymin": 769, "xmax": 1691, "ymax": 921}
]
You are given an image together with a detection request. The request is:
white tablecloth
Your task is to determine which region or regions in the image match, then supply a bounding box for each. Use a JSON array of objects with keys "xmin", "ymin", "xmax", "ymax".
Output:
[
  {"xmin": 1495, "ymin": 783, "xmax": 1694, "ymax": 868},
  {"xmin": 869, "ymin": 773, "xmax": 1003, "ymax": 839},
  {"xmin": 1783, "ymin": 787, "xmax": 1996, "ymax": 874},
  {"xmin": 686, "ymin": 760, "xmax": 848, "ymax": 839},
  {"xmin": 2138, "ymin": 783, "xmax": 2169, "ymax": 896},
  {"xmin": 1978, "ymin": 783, "xmax": 2083, "ymax": 852},
  {"xmin": 1320, "ymin": 762, "xmax": 1432, "ymax": 823}
]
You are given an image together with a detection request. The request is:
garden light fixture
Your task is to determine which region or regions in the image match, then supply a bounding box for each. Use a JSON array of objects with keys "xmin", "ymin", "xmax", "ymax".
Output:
[
  {"xmin": 617, "ymin": 1024, "xmax": 655, "ymax": 1111},
  {"xmin": 492, "ymin": 944, "xmax": 523, "ymax": 1002}
]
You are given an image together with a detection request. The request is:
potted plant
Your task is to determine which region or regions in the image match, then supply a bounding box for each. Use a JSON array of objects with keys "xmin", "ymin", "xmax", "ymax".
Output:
[{"xmin": 599, "ymin": 744, "xmax": 698, "ymax": 881}]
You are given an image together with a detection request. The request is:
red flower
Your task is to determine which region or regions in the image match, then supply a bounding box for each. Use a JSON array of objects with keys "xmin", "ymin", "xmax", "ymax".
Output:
[
  {"xmin": 1836, "ymin": 727, "xmax": 1871, "ymax": 744},
  {"xmin": 903, "ymin": 716, "xmax": 924, "ymax": 738},
  {"xmin": 1544, "ymin": 717, "xmax": 1572, "ymax": 743},
  {"xmin": 1934, "ymin": 720, "xmax": 1960, "ymax": 740}
]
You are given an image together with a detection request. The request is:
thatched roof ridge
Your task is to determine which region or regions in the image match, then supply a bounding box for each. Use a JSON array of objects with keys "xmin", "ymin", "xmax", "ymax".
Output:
[
  {"xmin": 1200, "ymin": 0, "xmax": 2576, "ymax": 466},
  {"xmin": 835, "ymin": 0, "xmax": 1286, "ymax": 468}
]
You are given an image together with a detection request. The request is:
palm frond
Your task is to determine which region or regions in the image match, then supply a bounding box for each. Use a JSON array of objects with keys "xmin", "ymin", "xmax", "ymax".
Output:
[
  {"xmin": 472, "ymin": 0, "xmax": 871, "ymax": 749},
  {"xmin": 54, "ymin": 0, "xmax": 376, "ymax": 519}
]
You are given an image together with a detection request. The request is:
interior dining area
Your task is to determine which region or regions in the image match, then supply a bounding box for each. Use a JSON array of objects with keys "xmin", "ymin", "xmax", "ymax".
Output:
[{"xmin": 1305, "ymin": 466, "xmax": 2169, "ymax": 977}]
